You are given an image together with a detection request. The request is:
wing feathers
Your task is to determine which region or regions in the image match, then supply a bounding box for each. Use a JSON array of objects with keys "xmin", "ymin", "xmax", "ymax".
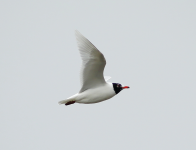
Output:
[{"xmin": 75, "ymin": 31, "xmax": 106, "ymax": 92}]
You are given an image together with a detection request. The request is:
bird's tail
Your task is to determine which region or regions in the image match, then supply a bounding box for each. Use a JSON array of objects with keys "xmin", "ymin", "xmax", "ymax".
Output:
[
  {"xmin": 58, "ymin": 99, "xmax": 70, "ymax": 105},
  {"xmin": 58, "ymin": 93, "xmax": 78, "ymax": 105}
]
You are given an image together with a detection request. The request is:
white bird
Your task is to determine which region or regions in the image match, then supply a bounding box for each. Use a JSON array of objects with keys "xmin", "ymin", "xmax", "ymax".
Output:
[{"xmin": 59, "ymin": 31, "xmax": 129, "ymax": 106}]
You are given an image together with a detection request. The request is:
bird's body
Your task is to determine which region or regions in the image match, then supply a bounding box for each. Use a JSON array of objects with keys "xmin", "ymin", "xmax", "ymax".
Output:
[
  {"xmin": 58, "ymin": 31, "xmax": 129, "ymax": 106},
  {"xmin": 59, "ymin": 82, "xmax": 115, "ymax": 105}
]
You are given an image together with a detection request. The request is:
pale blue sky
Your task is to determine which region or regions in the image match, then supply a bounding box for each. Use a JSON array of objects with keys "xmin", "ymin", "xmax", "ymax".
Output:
[{"xmin": 0, "ymin": 0, "xmax": 196, "ymax": 149}]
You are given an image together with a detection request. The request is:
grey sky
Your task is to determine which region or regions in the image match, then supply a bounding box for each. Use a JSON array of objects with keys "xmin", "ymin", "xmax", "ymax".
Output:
[{"xmin": 0, "ymin": 0, "xmax": 196, "ymax": 150}]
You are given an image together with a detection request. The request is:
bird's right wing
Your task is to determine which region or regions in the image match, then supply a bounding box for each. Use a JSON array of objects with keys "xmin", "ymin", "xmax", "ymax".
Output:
[
  {"xmin": 104, "ymin": 76, "xmax": 111, "ymax": 81},
  {"xmin": 75, "ymin": 31, "xmax": 107, "ymax": 93}
]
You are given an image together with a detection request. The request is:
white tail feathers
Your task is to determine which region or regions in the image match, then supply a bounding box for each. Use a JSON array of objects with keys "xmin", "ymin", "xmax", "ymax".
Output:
[
  {"xmin": 58, "ymin": 99, "xmax": 70, "ymax": 105},
  {"xmin": 58, "ymin": 93, "xmax": 78, "ymax": 105}
]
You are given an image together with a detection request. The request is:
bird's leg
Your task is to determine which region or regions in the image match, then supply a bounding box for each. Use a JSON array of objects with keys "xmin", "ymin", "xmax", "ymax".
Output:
[{"xmin": 65, "ymin": 101, "xmax": 75, "ymax": 106}]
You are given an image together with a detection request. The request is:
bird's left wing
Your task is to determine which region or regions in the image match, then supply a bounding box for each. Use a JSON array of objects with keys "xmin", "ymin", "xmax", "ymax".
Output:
[{"xmin": 75, "ymin": 31, "xmax": 107, "ymax": 92}]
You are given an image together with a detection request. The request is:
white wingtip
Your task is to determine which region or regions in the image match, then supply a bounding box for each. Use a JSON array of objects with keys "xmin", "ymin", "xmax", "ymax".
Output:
[
  {"xmin": 104, "ymin": 76, "xmax": 112, "ymax": 81},
  {"xmin": 75, "ymin": 30, "xmax": 82, "ymax": 36}
]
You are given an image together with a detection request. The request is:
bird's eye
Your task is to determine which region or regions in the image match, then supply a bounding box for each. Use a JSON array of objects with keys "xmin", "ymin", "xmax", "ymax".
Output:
[{"xmin": 117, "ymin": 84, "xmax": 121, "ymax": 88}]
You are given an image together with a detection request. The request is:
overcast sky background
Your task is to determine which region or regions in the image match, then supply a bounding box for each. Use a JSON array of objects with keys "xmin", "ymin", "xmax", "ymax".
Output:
[{"xmin": 0, "ymin": 0, "xmax": 196, "ymax": 150}]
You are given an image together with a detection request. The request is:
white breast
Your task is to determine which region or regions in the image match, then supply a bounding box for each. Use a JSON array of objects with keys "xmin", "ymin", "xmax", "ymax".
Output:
[{"xmin": 76, "ymin": 82, "xmax": 116, "ymax": 104}]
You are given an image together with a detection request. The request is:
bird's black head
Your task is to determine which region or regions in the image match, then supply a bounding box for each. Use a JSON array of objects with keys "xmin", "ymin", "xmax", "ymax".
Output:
[{"xmin": 112, "ymin": 83, "xmax": 130, "ymax": 94}]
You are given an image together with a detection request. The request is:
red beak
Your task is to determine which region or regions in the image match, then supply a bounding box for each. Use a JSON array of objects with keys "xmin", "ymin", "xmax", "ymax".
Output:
[{"xmin": 122, "ymin": 86, "xmax": 130, "ymax": 89}]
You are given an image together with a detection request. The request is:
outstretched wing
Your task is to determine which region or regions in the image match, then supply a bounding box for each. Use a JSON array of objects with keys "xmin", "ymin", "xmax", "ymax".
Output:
[{"xmin": 75, "ymin": 31, "xmax": 106, "ymax": 92}]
